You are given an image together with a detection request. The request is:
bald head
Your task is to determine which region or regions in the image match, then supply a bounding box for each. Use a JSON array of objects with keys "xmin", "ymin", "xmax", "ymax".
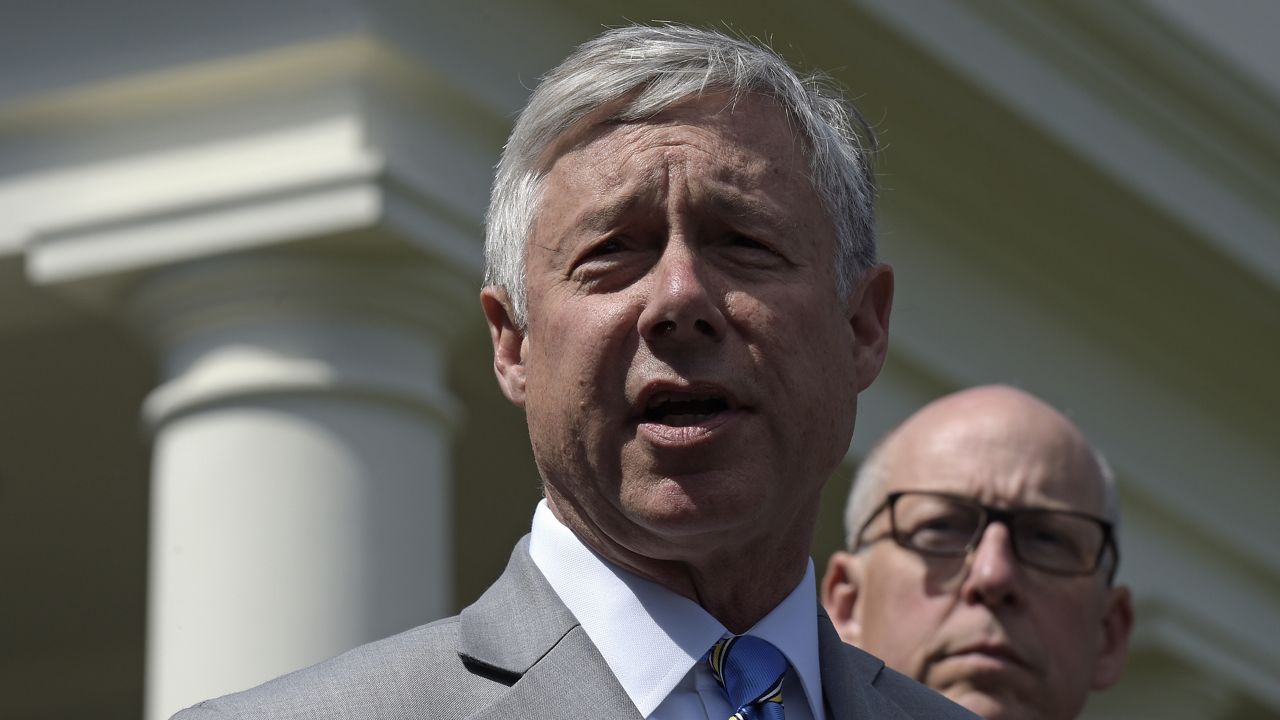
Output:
[{"xmin": 845, "ymin": 385, "xmax": 1117, "ymax": 550}]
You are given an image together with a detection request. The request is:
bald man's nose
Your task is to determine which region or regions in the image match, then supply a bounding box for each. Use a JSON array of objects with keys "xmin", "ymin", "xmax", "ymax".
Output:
[{"xmin": 960, "ymin": 522, "xmax": 1022, "ymax": 609}]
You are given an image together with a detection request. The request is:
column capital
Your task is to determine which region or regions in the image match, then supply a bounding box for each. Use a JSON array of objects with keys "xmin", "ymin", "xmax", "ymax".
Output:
[{"xmin": 127, "ymin": 253, "xmax": 475, "ymax": 432}]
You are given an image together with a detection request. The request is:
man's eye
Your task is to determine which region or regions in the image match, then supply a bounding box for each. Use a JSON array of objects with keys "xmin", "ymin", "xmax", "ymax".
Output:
[
  {"xmin": 729, "ymin": 234, "xmax": 771, "ymax": 252},
  {"xmin": 913, "ymin": 515, "xmax": 972, "ymax": 538},
  {"xmin": 571, "ymin": 236, "xmax": 636, "ymax": 280},
  {"xmin": 584, "ymin": 237, "xmax": 625, "ymax": 259}
]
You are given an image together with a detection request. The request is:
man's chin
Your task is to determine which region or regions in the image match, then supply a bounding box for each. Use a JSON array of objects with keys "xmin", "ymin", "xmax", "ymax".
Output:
[
  {"xmin": 615, "ymin": 489, "xmax": 782, "ymax": 553},
  {"xmin": 930, "ymin": 662, "xmax": 1042, "ymax": 720},
  {"xmin": 623, "ymin": 487, "xmax": 756, "ymax": 537},
  {"xmin": 945, "ymin": 690, "xmax": 1030, "ymax": 720}
]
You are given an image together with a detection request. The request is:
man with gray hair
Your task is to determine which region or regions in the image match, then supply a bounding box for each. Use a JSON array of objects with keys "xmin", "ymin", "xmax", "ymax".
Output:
[
  {"xmin": 176, "ymin": 24, "xmax": 973, "ymax": 719},
  {"xmin": 822, "ymin": 385, "xmax": 1134, "ymax": 720}
]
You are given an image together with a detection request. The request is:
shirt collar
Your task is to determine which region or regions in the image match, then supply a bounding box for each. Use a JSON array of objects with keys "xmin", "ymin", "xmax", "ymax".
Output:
[{"xmin": 529, "ymin": 500, "xmax": 825, "ymax": 719}]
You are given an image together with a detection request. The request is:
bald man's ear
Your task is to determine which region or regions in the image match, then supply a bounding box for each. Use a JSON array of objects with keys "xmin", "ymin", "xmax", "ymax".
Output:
[
  {"xmin": 822, "ymin": 550, "xmax": 865, "ymax": 646},
  {"xmin": 481, "ymin": 287, "xmax": 528, "ymax": 408},
  {"xmin": 1090, "ymin": 584, "xmax": 1134, "ymax": 690},
  {"xmin": 847, "ymin": 264, "xmax": 894, "ymax": 391}
]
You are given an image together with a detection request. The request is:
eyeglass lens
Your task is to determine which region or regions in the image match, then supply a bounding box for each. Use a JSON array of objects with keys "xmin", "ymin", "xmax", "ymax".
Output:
[{"xmin": 890, "ymin": 493, "xmax": 1106, "ymax": 574}]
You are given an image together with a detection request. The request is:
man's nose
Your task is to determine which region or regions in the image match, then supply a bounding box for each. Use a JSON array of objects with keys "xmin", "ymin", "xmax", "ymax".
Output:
[
  {"xmin": 637, "ymin": 243, "xmax": 727, "ymax": 343},
  {"xmin": 959, "ymin": 521, "xmax": 1022, "ymax": 609}
]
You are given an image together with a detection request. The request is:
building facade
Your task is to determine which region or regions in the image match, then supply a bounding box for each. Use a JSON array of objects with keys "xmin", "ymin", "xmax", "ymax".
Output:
[{"xmin": 2, "ymin": 2, "xmax": 1277, "ymax": 718}]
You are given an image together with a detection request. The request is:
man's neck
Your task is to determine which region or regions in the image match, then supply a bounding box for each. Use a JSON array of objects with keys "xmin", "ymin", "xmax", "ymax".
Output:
[{"xmin": 544, "ymin": 493, "xmax": 817, "ymax": 633}]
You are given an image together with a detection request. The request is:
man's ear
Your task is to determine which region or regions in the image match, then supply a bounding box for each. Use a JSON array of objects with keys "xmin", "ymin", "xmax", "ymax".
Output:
[
  {"xmin": 847, "ymin": 263, "xmax": 894, "ymax": 392},
  {"xmin": 821, "ymin": 550, "xmax": 865, "ymax": 646},
  {"xmin": 1090, "ymin": 584, "xmax": 1134, "ymax": 690},
  {"xmin": 480, "ymin": 287, "xmax": 528, "ymax": 408}
]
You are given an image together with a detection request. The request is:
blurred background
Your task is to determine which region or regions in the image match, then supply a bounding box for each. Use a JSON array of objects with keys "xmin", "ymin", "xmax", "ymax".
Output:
[{"xmin": 1, "ymin": 1, "xmax": 1277, "ymax": 718}]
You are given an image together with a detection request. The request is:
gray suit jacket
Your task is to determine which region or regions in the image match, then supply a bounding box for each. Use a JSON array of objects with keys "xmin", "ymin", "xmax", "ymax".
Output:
[{"xmin": 175, "ymin": 537, "xmax": 976, "ymax": 719}]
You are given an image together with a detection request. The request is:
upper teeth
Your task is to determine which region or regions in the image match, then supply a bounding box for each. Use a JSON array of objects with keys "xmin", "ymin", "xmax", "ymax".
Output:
[{"xmin": 646, "ymin": 391, "xmax": 720, "ymax": 409}]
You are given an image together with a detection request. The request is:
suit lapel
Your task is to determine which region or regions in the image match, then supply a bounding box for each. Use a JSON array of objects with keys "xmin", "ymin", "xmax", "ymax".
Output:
[
  {"xmin": 817, "ymin": 607, "xmax": 914, "ymax": 720},
  {"xmin": 459, "ymin": 536, "xmax": 643, "ymax": 720},
  {"xmin": 467, "ymin": 625, "xmax": 641, "ymax": 720}
]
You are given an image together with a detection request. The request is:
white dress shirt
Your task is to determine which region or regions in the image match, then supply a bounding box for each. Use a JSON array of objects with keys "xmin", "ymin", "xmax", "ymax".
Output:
[{"xmin": 529, "ymin": 500, "xmax": 826, "ymax": 720}]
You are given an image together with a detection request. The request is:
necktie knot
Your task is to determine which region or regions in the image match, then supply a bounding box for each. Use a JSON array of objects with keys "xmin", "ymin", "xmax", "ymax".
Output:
[{"xmin": 707, "ymin": 635, "xmax": 787, "ymax": 720}]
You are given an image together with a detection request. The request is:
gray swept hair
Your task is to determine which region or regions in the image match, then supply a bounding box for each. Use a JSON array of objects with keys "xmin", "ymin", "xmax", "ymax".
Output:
[{"xmin": 483, "ymin": 24, "xmax": 879, "ymax": 327}]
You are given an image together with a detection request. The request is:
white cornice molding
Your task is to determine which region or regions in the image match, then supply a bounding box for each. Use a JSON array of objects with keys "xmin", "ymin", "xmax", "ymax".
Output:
[
  {"xmin": 850, "ymin": 0, "xmax": 1280, "ymax": 292},
  {"xmin": 27, "ymin": 159, "xmax": 382, "ymax": 285},
  {"xmin": 2, "ymin": 35, "xmax": 498, "ymax": 311}
]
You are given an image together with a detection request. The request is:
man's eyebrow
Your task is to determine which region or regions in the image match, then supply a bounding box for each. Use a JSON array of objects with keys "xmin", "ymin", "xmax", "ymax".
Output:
[
  {"xmin": 706, "ymin": 192, "xmax": 787, "ymax": 231},
  {"xmin": 571, "ymin": 193, "xmax": 640, "ymax": 232},
  {"xmin": 563, "ymin": 191, "xmax": 790, "ymax": 239}
]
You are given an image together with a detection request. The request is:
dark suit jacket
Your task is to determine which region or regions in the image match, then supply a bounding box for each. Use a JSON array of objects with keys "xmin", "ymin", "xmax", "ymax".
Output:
[{"xmin": 174, "ymin": 537, "xmax": 977, "ymax": 719}]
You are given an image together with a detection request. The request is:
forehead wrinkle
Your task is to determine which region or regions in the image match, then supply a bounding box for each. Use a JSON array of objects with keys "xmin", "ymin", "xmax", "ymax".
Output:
[
  {"xmin": 538, "ymin": 142, "xmax": 669, "ymax": 251},
  {"xmin": 646, "ymin": 135, "xmax": 796, "ymax": 234},
  {"xmin": 536, "ymin": 93, "xmax": 821, "ymax": 260},
  {"xmin": 655, "ymin": 147, "xmax": 799, "ymax": 242}
]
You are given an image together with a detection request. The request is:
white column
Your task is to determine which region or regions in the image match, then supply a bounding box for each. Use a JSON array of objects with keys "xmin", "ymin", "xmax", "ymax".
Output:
[{"xmin": 132, "ymin": 255, "xmax": 473, "ymax": 720}]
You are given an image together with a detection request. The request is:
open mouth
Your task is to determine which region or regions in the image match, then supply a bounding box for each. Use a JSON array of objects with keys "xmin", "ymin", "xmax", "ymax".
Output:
[{"xmin": 642, "ymin": 391, "xmax": 731, "ymax": 427}]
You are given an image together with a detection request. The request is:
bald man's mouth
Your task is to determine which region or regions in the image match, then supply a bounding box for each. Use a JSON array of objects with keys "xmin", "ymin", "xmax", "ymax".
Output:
[{"xmin": 938, "ymin": 642, "xmax": 1031, "ymax": 673}]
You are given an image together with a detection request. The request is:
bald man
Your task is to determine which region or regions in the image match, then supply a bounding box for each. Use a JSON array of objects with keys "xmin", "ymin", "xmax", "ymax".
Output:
[{"xmin": 822, "ymin": 385, "xmax": 1133, "ymax": 720}]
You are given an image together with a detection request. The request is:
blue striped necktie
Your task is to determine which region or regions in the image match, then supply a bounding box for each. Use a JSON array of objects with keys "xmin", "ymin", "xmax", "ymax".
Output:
[{"xmin": 707, "ymin": 635, "xmax": 788, "ymax": 720}]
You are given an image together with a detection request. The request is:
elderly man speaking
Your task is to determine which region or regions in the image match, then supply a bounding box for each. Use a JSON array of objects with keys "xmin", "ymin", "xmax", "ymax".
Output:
[
  {"xmin": 175, "ymin": 24, "xmax": 973, "ymax": 719},
  {"xmin": 822, "ymin": 385, "xmax": 1134, "ymax": 720}
]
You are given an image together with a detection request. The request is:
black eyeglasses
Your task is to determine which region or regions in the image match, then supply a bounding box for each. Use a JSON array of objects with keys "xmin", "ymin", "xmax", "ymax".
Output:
[{"xmin": 854, "ymin": 491, "xmax": 1118, "ymax": 582}]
